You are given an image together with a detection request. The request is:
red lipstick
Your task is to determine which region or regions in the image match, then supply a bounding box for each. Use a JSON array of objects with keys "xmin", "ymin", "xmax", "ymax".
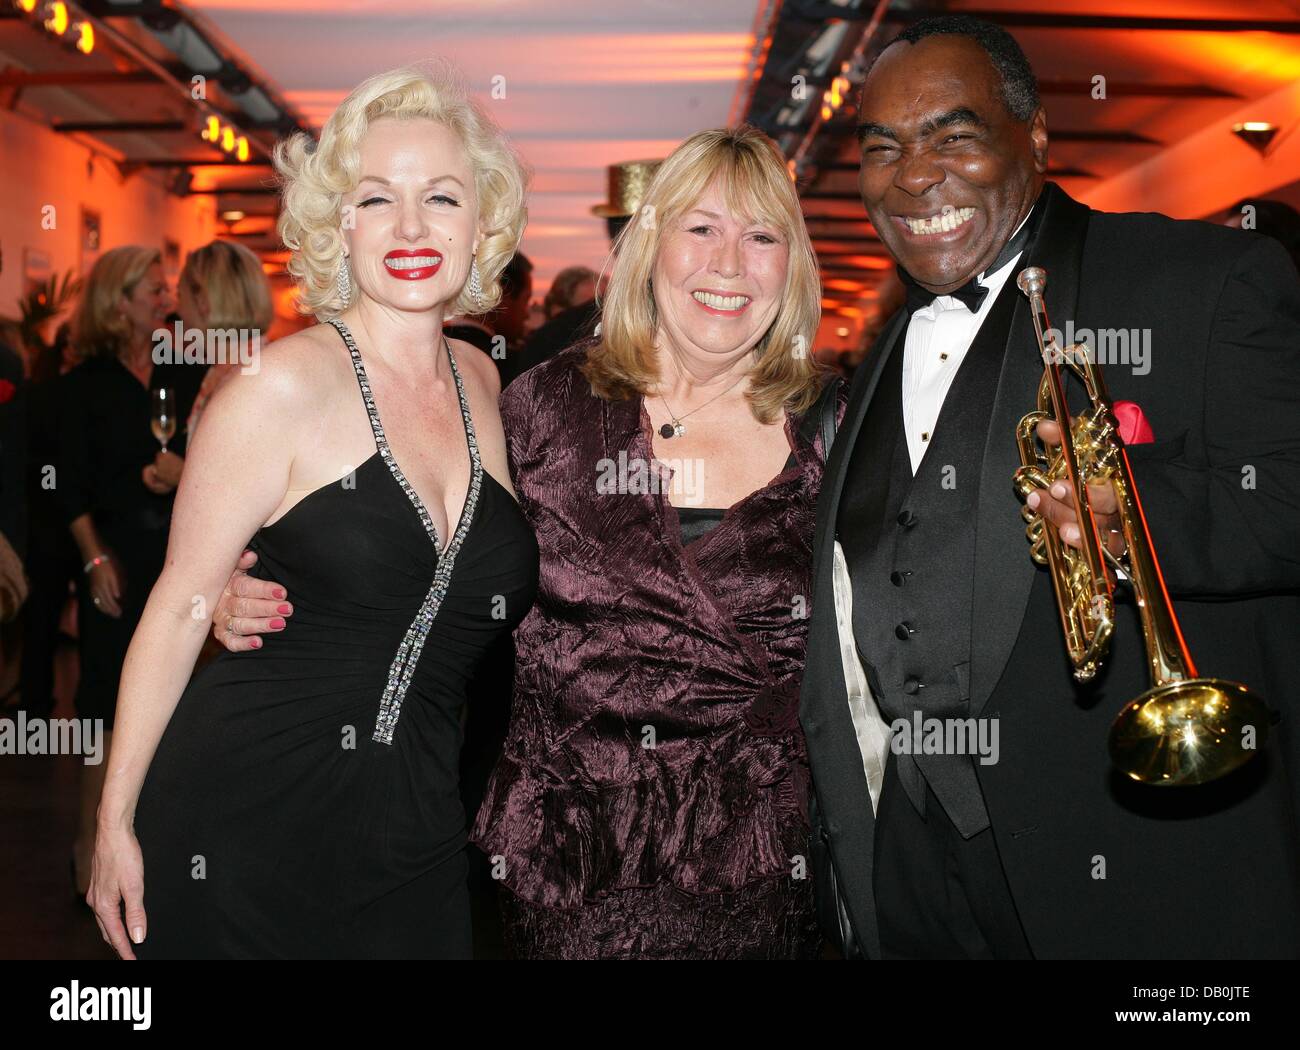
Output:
[{"xmin": 383, "ymin": 248, "xmax": 443, "ymax": 281}]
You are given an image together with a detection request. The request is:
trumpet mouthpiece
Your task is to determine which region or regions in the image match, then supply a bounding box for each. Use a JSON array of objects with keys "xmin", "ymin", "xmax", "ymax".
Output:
[{"xmin": 1017, "ymin": 266, "xmax": 1046, "ymax": 297}]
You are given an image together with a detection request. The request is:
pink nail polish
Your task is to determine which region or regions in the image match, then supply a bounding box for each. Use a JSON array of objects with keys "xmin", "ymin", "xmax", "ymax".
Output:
[
  {"xmin": 270, "ymin": 617, "xmax": 286, "ymax": 630},
  {"xmin": 273, "ymin": 588, "xmax": 286, "ymax": 599},
  {"xmin": 251, "ymin": 637, "xmax": 262, "ymax": 649},
  {"xmin": 277, "ymin": 603, "xmax": 291, "ymax": 614}
]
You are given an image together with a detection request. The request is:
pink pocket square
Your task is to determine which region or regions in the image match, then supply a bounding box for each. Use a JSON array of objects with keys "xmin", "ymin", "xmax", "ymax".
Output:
[{"xmin": 1113, "ymin": 400, "xmax": 1154, "ymax": 445}]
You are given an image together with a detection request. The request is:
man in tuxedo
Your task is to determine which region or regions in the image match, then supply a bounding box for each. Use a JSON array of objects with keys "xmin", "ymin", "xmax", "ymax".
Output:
[{"xmin": 800, "ymin": 14, "xmax": 1300, "ymax": 959}]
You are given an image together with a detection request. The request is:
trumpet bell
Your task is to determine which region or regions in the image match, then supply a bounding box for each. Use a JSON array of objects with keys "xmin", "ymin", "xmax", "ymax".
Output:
[{"xmin": 1108, "ymin": 679, "xmax": 1272, "ymax": 786}]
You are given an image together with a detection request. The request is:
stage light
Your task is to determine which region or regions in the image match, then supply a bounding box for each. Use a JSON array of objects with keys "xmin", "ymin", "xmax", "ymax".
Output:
[
  {"xmin": 73, "ymin": 20, "xmax": 92, "ymax": 54},
  {"xmin": 1231, "ymin": 121, "xmax": 1279, "ymax": 156},
  {"xmin": 44, "ymin": 1, "xmax": 68, "ymax": 35},
  {"xmin": 828, "ymin": 75, "xmax": 849, "ymax": 109},
  {"xmin": 199, "ymin": 116, "xmax": 251, "ymax": 161}
]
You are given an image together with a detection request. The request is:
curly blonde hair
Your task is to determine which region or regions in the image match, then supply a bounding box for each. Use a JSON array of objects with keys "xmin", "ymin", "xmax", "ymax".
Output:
[
  {"xmin": 274, "ymin": 61, "xmax": 529, "ymax": 320},
  {"xmin": 581, "ymin": 125, "xmax": 824, "ymax": 424}
]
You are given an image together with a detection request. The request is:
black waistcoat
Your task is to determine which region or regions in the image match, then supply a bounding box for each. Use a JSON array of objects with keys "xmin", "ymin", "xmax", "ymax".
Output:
[{"xmin": 837, "ymin": 283, "xmax": 1018, "ymax": 837}]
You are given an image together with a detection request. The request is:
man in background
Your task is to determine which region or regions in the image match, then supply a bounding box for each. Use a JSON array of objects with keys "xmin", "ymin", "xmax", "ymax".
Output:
[{"xmin": 511, "ymin": 159, "xmax": 661, "ymax": 383}]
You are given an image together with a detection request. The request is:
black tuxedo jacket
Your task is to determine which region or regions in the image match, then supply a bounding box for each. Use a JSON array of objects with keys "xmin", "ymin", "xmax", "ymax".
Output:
[{"xmin": 800, "ymin": 181, "xmax": 1300, "ymax": 959}]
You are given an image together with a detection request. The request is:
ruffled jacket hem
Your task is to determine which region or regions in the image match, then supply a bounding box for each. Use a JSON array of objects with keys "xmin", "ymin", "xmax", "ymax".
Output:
[{"xmin": 470, "ymin": 739, "xmax": 812, "ymax": 910}]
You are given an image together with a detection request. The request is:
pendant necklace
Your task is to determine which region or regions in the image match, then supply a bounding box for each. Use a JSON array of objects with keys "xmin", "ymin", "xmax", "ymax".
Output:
[{"xmin": 658, "ymin": 373, "xmax": 748, "ymax": 439}]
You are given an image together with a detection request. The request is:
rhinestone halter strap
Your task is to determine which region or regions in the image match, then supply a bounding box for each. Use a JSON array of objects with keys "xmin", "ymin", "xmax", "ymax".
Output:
[{"xmin": 327, "ymin": 318, "xmax": 483, "ymax": 745}]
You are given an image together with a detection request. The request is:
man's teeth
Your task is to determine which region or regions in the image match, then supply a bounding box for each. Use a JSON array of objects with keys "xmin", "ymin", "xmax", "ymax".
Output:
[
  {"xmin": 903, "ymin": 207, "xmax": 976, "ymax": 235},
  {"xmin": 386, "ymin": 256, "xmax": 441, "ymax": 269},
  {"xmin": 692, "ymin": 291, "xmax": 751, "ymax": 310}
]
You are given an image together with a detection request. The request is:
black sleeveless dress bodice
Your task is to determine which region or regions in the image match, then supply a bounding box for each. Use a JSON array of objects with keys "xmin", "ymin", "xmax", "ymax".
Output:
[{"xmin": 133, "ymin": 319, "xmax": 538, "ymax": 959}]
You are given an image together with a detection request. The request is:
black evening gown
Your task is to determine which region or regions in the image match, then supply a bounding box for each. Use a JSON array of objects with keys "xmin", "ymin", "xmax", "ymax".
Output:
[{"xmin": 133, "ymin": 319, "xmax": 538, "ymax": 958}]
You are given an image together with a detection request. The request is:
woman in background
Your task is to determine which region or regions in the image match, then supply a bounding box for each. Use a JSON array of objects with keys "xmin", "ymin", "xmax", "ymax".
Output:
[
  {"xmin": 146, "ymin": 239, "xmax": 274, "ymax": 492},
  {"xmin": 59, "ymin": 246, "xmax": 202, "ymax": 894}
]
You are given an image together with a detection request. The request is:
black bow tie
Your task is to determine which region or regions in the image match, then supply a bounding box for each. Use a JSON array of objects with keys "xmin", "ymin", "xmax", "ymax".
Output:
[
  {"xmin": 898, "ymin": 199, "xmax": 1042, "ymax": 316},
  {"xmin": 902, "ymin": 272, "xmax": 987, "ymax": 314}
]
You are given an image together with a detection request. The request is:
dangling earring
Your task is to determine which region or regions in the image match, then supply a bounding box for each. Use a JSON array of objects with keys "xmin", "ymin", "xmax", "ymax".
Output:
[
  {"xmin": 336, "ymin": 254, "xmax": 352, "ymax": 309},
  {"xmin": 467, "ymin": 255, "xmax": 485, "ymax": 310}
]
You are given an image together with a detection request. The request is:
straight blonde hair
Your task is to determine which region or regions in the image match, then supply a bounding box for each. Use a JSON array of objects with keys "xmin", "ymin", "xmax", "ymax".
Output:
[
  {"xmin": 582, "ymin": 125, "xmax": 824, "ymax": 423},
  {"xmin": 181, "ymin": 240, "xmax": 273, "ymax": 333},
  {"xmin": 71, "ymin": 245, "xmax": 161, "ymax": 360}
]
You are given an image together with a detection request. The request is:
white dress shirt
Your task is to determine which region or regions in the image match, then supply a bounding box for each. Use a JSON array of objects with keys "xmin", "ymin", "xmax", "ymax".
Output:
[
  {"xmin": 900, "ymin": 250, "xmax": 1023, "ymax": 472},
  {"xmin": 834, "ymin": 230, "xmax": 1027, "ymax": 813}
]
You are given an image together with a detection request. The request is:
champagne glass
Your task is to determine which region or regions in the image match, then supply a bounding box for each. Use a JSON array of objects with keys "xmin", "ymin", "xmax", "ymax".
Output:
[{"xmin": 152, "ymin": 388, "xmax": 177, "ymax": 453}]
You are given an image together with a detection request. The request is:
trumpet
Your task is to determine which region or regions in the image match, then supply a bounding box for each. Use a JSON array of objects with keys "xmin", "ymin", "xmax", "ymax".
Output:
[{"xmin": 1012, "ymin": 266, "xmax": 1269, "ymax": 786}]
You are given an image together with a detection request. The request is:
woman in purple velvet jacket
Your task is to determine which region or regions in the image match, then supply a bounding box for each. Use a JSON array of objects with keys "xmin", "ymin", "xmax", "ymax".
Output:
[
  {"xmin": 213, "ymin": 125, "xmax": 846, "ymax": 959},
  {"xmin": 469, "ymin": 126, "xmax": 844, "ymax": 959}
]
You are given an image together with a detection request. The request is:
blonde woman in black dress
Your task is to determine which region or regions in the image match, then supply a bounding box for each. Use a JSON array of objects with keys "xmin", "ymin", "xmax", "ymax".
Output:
[{"xmin": 87, "ymin": 63, "xmax": 537, "ymax": 959}]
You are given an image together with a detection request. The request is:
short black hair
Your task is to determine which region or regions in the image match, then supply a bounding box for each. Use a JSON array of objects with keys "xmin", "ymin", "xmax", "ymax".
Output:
[
  {"xmin": 882, "ymin": 15, "xmax": 1040, "ymax": 122},
  {"xmin": 499, "ymin": 251, "xmax": 533, "ymax": 301}
]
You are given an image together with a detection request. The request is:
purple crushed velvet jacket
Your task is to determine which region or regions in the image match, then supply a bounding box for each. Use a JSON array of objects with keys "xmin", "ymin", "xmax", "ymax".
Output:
[{"xmin": 471, "ymin": 342, "xmax": 847, "ymax": 910}]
